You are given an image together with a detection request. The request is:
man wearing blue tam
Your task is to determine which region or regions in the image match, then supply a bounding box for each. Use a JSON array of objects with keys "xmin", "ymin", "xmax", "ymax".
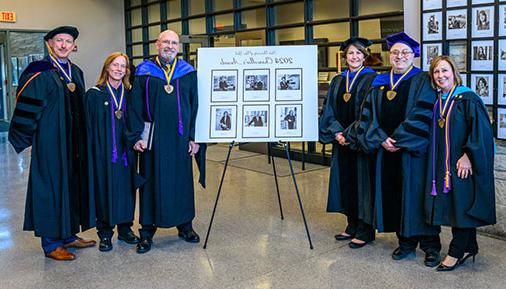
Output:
[
  {"xmin": 354, "ymin": 31, "xmax": 442, "ymax": 266},
  {"xmin": 127, "ymin": 30, "xmax": 206, "ymax": 254}
]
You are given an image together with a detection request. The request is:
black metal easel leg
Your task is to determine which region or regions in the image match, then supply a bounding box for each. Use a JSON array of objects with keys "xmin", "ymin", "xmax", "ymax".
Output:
[
  {"xmin": 203, "ymin": 141, "xmax": 234, "ymax": 249},
  {"xmin": 283, "ymin": 143, "xmax": 314, "ymax": 249},
  {"xmin": 270, "ymin": 143, "xmax": 284, "ymax": 220}
]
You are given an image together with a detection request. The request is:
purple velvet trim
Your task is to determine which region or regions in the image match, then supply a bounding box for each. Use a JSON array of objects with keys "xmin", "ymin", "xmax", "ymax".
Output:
[
  {"xmin": 145, "ymin": 77, "xmax": 153, "ymax": 122},
  {"xmin": 121, "ymin": 99, "xmax": 128, "ymax": 167},
  {"xmin": 176, "ymin": 79, "xmax": 183, "ymax": 136},
  {"xmin": 110, "ymin": 95, "xmax": 118, "ymax": 164},
  {"xmin": 431, "ymin": 99, "xmax": 438, "ymax": 196}
]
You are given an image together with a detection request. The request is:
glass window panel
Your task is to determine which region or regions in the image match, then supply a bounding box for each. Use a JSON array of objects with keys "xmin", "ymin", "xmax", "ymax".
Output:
[
  {"xmin": 242, "ymin": 8, "xmax": 266, "ymax": 29},
  {"xmin": 133, "ymin": 58, "xmax": 143, "ymax": 66},
  {"xmin": 367, "ymin": 43, "xmax": 390, "ymax": 67},
  {"xmin": 214, "ymin": 0, "xmax": 234, "ymax": 11},
  {"xmin": 214, "ymin": 13, "xmax": 234, "ymax": 32},
  {"xmin": 167, "ymin": 21, "xmax": 183, "ymax": 35},
  {"xmin": 358, "ymin": 0, "xmax": 403, "ymax": 15},
  {"xmin": 148, "ymin": 3, "xmax": 160, "ymax": 23},
  {"xmin": 189, "ymin": 18, "xmax": 207, "ymax": 34},
  {"xmin": 132, "ymin": 28, "xmax": 143, "ymax": 42},
  {"xmin": 213, "ymin": 34, "xmax": 236, "ymax": 47},
  {"xmin": 130, "ymin": 0, "xmax": 141, "ymax": 6},
  {"xmin": 242, "ymin": 0, "xmax": 265, "ymax": 7},
  {"xmin": 274, "ymin": 3, "xmax": 304, "ymax": 25},
  {"xmin": 149, "ymin": 25, "xmax": 161, "ymax": 41},
  {"xmin": 132, "ymin": 44, "xmax": 143, "ymax": 57},
  {"xmin": 328, "ymin": 46, "xmax": 340, "ymax": 70},
  {"xmin": 190, "ymin": 0, "xmax": 205, "ymax": 15},
  {"xmin": 167, "ymin": 0, "xmax": 182, "ymax": 20},
  {"xmin": 149, "ymin": 43, "xmax": 158, "ymax": 55},
  {"xmin": 358, "ymin": 16, "xmax": 403, "ymax": 40},
  {"xmin": 313, "ymin": 22, "xmax": 349, "ymax": 42},
  {"xmin": 131, "ymin": 8, "xmax": 142, "ymax": 26},
  {"xmin": 314, "ymin": 0, "xmax": 349, "ymax": 20},
  {"xmin": 275, "ymin": 27, "xmax": 304, "ymax": 45}
]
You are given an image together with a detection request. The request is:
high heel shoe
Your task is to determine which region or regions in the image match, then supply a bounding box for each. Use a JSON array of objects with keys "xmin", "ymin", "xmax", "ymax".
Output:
[
  {"xmin": 436, "ymin": 256, "xmax": 460, "ymax": 272},
  {"xmin": 458, "ymin": 252, "xmax": 477, "ymax": 266}
]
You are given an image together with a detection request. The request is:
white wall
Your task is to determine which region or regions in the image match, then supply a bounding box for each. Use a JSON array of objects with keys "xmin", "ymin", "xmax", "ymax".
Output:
[
  {"xmin": 404, "ymin": 0, "xmax": 421, "ymax": 67},
  {"xmin": 0, "ymin": 0, "xmax": 125, "ymax": 88}
]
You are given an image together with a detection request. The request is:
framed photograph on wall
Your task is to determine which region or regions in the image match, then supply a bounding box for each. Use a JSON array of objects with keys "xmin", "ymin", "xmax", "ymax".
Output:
[
  {"xmin": 499, "ymin": 5, "xmax": 506, "ymax": 36},
  {"xmin": 209, "ymin": 105, "xmax": 237, "ymax": 139},
  {"xmin": 472, "ymin": 6, "xmax": 494, "ymax": 38},
  {"xmin": 498, "ymin": 74, "xmax": 506, "ymax": 105},
  {"xmin": 498, "ymin": 108, "xmax": 506, "ymax": 140},
  {"xmin": 211, "ymin": 70, "xmax": 238, "ymax": 102},
  {"xmin": 471, "ymin": 74, "xmax": 494, "ymax": 105},
  {"xmin": 423, "ymin": 12, "xmax": 443, "ymax": 41},
  {"xmin": 423, "ymin": 0, "xmax": 442, "ymax": 10},
  {"xmin": 471, "ymin": 40, "xmax": 493, "ymax": 71},
  {"xmin": 447, "ymin": 9, "xmax": 467, "ymax": 39},
  {"xmin": 499, "ymin": 40, "xmax": 506, "ymax": 71},
  {"xmin": 471, "ymin": 0, "xmax": 494, "ymax": 4},
  {"xmin": 460, "ymin": 73, "xmax": 468, "ymax": 86},
  {"xmin": 447, "ymin": 0, "xmax": 468, "ymax": 8},
  {"xmin": 449, "ymin": 41, "xmax": 467, "ymax": 72},
  {"xmin": 242, "ymin": 105, "xmax": 269, "ymax": 138},
  {"xmin": 422, "ymin": 43, "xmax": 443, "ymax": 71}
]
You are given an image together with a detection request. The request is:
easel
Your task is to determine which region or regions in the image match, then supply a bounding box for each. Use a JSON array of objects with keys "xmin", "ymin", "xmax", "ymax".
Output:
[{"xmin": 203, "ymin": 141, "xmax": 314, "ymax": 250}]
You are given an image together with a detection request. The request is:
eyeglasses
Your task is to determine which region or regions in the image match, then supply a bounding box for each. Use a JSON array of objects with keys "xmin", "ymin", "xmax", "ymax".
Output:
[
  {"xmin": 389, "ymin": 50, "xmax": 414, "ymax": 57},
  {"xmin": 160, "ymin": 40, "xmax": 179, "ymax": 46}
]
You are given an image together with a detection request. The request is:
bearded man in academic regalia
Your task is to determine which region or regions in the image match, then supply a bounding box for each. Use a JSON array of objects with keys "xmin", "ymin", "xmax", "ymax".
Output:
[
  {"xmin": 9, "ymin": 26, "xmax": 96, "ymax": 261},
  {"xmin": 127, "ymin": 29, "xmax": 206, "ymax": 254}
]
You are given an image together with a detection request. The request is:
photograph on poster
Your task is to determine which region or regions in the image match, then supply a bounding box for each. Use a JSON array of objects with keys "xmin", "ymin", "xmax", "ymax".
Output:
[
  {"xmin": 460, "ymin": 73, "xmax": 467, "ymax": 86},
  {"xmin": 423, "ymin": 12, "xmax": 443, "ymax": 41},
  {"xmin": 242, "ymin": 105, "xmax": 269, "ymax": 138},
  {"xmin": 423, "ymin": 43, "xmax": 442, "ymax": 71},
  {"xmin": 500, "ymin": 5, "xmax": 506, "ymax": 36},
  {"xmin": 447, "ymin": 0, "xmax": 467, "ymax": 7},
  {"xmin": 472, "ymin": 6, "xmax": 494, "ymax": 38},
  {"xmin": 498, "ymin": 74, "xmax": 506, "ymax": 105},
  {"xmin": 210, "ymin": 105, "xmax": 237, "ymax": 139},
  {"xmin": 471, "ymin": 74, "xmax": 493, "ymax": 105},
  {"xmin": 499, "ymin": 40, "xmax": 506, "ymax": 71},
  {"xmin": 447, "ymin": 9, "xmax": 467, "ymax": 39},
  {"xmin": 449, "ymin": 41, "xmax": 467, "ymax": 72},
  {"xmin": 471, "ymin": 41, "xmax": 493, "ymax": 70},
  {"xmin": 423, "ymin": 0, "xmax": 442, "ymax": 10},
  {"xmin": 211, "ymin": 70, "xmax": 238, "ymax": 102},
  {"xmin": 276, "ymin": 68, "xmax": 302, "ymax": 101},
  {"xmin": 243, "ymin": 69, "xmax": 269, "ymax": 102},
  {"xmin": 498, "ymin": 108, "xmax": 506, "ymax": 140},
  {"xmin": 275, "ymin": 104, "xmax": 302, "ymax": 137}
]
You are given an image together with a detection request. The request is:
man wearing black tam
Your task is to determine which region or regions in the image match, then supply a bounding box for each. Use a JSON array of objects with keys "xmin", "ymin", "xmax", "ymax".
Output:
[
  {"xmin": 9, "ymin": 26, "xmax": 96, "ymax": 261},
  {"xmin": 355, "ymin": 32, "xmax": 441, "ymax": 266}
]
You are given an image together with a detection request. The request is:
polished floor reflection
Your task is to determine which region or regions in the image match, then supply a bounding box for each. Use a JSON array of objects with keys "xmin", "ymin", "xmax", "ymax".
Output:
[{"xmin": 0, "ymin": 132, "xmax": 505, "ymax": 289}]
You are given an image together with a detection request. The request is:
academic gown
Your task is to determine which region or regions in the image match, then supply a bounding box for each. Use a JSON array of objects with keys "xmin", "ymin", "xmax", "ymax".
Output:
[
  {"xmin": 8, "ymin": 57, "xmax": 94, "ymax": 239},
  {"xmin": 85, "ymin": 86, "xmax": 141, "ymax": 226},
  {"xmin": 357, "ymin": 69, "xmax": 440, "ymax": 237},
  {"xmin": 127, "ymin": 59, "xmax": 206, "ymax": 228},
  {"xmin": 319, "ymin": 69, "xmax": 376, "ymax": 218},
  {"xmin": 425, "ymin": 90, "xmax": 496, "ymax": 228}
]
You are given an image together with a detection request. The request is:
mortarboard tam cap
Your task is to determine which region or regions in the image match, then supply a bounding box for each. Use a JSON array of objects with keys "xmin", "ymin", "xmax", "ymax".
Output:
[
  {"xmin": 385, "ymin": 32, "xmax": 420, "ymax": 57},
  {"xmin": 340, "ymin": 37, "xmax": 373, "ymax": 51},
  {"xmin": 44, "ymin": 26, "xmax": 79, "ymax": 41}
]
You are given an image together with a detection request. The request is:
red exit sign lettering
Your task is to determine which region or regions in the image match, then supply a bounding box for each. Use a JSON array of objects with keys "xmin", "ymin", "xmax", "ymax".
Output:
[{"xmin": 1, "ymin": 11, "xmax": 16, "ymax": 23}]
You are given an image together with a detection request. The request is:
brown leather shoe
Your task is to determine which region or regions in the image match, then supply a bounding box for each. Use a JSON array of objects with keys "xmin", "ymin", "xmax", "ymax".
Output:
[
  {"xmin": 63, "ymin": 237, "xmax": 97, "ymax": 249},
  {"xmin": 45, "ymin": 247, "xmax": 76, "ymax": 261}
]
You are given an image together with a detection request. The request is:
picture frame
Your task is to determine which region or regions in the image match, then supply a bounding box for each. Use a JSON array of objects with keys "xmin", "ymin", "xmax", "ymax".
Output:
[
  {"xmin": 449, "ymin": 41, "xmax": 467, "ymax": 72},
  {"xmin": 499, "ymin": 40, "xmax": 506, "ymax": 71},
  {"xmin": 499, "ymin": 5, "xmax": 506, "ymax": 36},
  {"xmin": 423, "ymin": 43, "xmax": 443, "ymax": 71},
  {"xmin": 423, "ymin": 12, "xmax": 443, "ymax": 41},
  {"xmin": 447, "ymin": 0, "xmax": 468, "ymax": 8},
  {"xmin": 471, "ymin": 74, "xmax": 494, "ymax": 105},
  {"xmin": 472, "ymin": 6, "xmax": 494, "ymax": 38},
  {"xmin": 497, "ymin": 107, "xmax": 506, "ymax": 140},
  {"xmin": 423, "ymin": 0, "xmax": 442, "ymax": 10},
  {"xmin": 446, "ymin": 9, "xmax": 467, "ymax": 39},
  {"xmin": 243, "ymin": 69, "xmax": 270, "ymax": 102},
  {"xmin": 471, "ymin": 40, "xmax": 494, "ymax": 71},
  {"xmin": 498, "ymin": 74, "xmax": 506, "ymax": 105},
  {"xmin": 275, "ymin": 68, "xmax": 303, "ymax": 101},
  {"xmin": 211, "ymin": 69, "xmax": 238, "ymax": 102},
  {"xmin": 275, "ymin": 104, "xmax": 302, "ymax": 138},
  {"xmin": 209, "ymin": 105, "xmax": 238, "ymax": 139},
  {"xmin": 242, "ymin": 104, "xmax": 270, "ymax": 138}
]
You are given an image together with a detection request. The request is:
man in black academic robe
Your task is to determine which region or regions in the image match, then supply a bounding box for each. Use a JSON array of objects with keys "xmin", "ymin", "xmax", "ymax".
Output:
[
  {"xmin": 356, "ymin": 32, "xmax": 441, "ymax": 267},
  {"xmin": 8, "ymin": 26, "xmax": 95, "ymax": 261},
  {"xmin": 127, "ymin": 29, "xmax": 206, "ymax": 254}
]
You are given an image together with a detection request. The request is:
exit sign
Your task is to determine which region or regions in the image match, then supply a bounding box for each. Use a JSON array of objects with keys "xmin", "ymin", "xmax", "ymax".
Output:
[{"xmin": 0, "ymin": 11, "xmax": 16, "ymax": 23}]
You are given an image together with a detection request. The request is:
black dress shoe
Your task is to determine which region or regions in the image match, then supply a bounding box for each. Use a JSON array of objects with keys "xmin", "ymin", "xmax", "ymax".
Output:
[
  {"xmin": 136, "ymin": 238, "xmax": 152, "ymax": 254},
  {"xmin": 436, "ymin": 259, "xmax": 460, "ymax": 272},
  {"xmin": 392, "ymin": 247, "xmax": 415, "ymax": 260},
  {"xmin": 178, "ymin": 229, "xmax": 200, "ymax": 243},
  {"xmin": 458, "ymin": 252, "xmax": 477, "ymax": 266},
  {"xmin": 335, "ymin": 233, "xmax": 353, "ymax": 241},
  {"xmin": 424, "ymin": 251, "xmax": 441, "ymax": 267},
  {"xmin": 348, "ymin": 241, "xmax": 367, "ymax": 249},
  {"xmin": 99, "ymin": 238, "xmax": 113, "ymax": 252},
  {"xmin": 118, "ymin": 231, "xmax": 140, "ymax": 244}
]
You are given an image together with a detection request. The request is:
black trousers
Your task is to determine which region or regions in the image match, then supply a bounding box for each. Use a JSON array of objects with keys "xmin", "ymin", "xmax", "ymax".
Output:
[
  {"xmin": 96, "ymin": 221, "xmax": 133, "ymax": 239},
  {"xmin": 344, "ymin": 217, "xmax": 375, "ymax": 242},
  {"xmin": 397, "ymin": 232, "xmax": 441, "ymax": 254},
  {"xmin": 448, "ymin": 227, "xmax": 478, "ymax": 259},
  {"xmin": 139, "ymin": 221, "xmax": 193, "ymax": 239}
]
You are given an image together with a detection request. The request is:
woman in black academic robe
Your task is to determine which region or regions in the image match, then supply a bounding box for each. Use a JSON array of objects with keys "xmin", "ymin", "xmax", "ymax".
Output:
[
  {"xmin": 319, "ymin": 37, "xmax": 377, "ymax": 248},
  {"xmin": 85, "ymin": 52, "xmax": 141, "ymax": 252},
  {"xmin": 426, "ymin": 56, "xmax": 495, "ymax": 271}
]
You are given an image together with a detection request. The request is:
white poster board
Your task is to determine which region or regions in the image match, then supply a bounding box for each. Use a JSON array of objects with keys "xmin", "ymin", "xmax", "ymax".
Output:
[{"xmin": 196, "ymin": 46, "xmax": 318, "ymax": 143}]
